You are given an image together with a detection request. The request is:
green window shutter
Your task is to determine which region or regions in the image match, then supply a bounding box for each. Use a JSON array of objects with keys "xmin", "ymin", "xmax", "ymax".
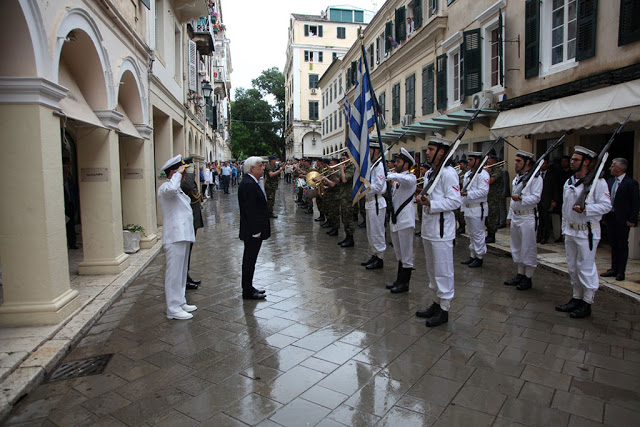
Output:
[
  {"xmin": 436, "ymin": 54, "xmax": 447, "ymax": 110},
  {"xmin": 309, "ymin": 74, "xmax": 318, "ymax": 89},
  {"xmin": 406, "ymin": 74, "xmax": 415, "ymax": 117},
  {"xmin": 395, "ymin": 6, "xmax": 407, "ymax": 42},
  {"xmin": 337, "ymin": 27, "xmax": 345, "ymax": 39},
  {"xmin": 304, "ymin": 25, "xmax": 309, "ymax": 36},
  {"xmin": 463, "ymin": 29, "xmax": 482, "ymax": 96},
  {"xmin": 576, "ymin": 0, "xmax": 598, "ymax": 61},
  {"xmin": 392, "ymin": 83, "xmax": 400, "ymax": 125},
  {"xmin": 379, "ymin": 92, "xmax": 386, "ymax": 128},
  {"xmin": 369, "ymin": 44, "xmax": 374, "ymax": 69},
  {"xmin": 376, "ymin": 37, "xmax": 380, "ymax": 63},
  {"xmin": 414, "ymin": 0, "xmax": 423, "ymax": 29},
  {"xmin": 319, "ymin": 52, "xmax": 323, "ymax": 62},
  {"xmin": 422, "ymin": 64, "xmax": 434, "ymax": 115},
  {"xmin": 524, "ymin": 0, "xmax": 540, "ymax": 79},
  {"xmin": 619, "ymin": 0, "xmax": 640, "ymax": 46},
  {"xmin": 385, "ymin": 22, "xmax": 393, "ymax": 52},
  {"xmin": 351, "ymin": 61, "xmax": 357, "ymax": 86},
  {"xmin": 318, "ymin": 25, "xmax": 323, "ymax": 37},
  {"xmin": 304, "ymin": 51, "xmax": 309, "ymax": 61},
  {"xmin": 498, "ymin": 10, "xmax": 504, "ymax": 86}
]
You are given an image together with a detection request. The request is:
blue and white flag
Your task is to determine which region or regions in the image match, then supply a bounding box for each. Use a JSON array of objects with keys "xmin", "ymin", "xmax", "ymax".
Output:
[
  {"xmin": 342, "ymin": 94, "xmax": 351, "ymax": 123},
  {"xmin": 347, "ymin": 55, "xmax": 375, "ymax": 205}
]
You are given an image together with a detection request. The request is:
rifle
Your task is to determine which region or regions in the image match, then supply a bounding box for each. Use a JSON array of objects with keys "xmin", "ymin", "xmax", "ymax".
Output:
[
  {"xmin": 575, "ymin": 114, "xmax": 631, "ymax": 210},
  {"xmin": 420, "ymin": 102, "xmax": 488, "ymax": 196},
  {"xmin": 512, "ymin": 133, "xmax": 567, "ymax": 196},
  {"xmin": 460, "ymin": 136, "xmax": 504, "ymax": 194}
]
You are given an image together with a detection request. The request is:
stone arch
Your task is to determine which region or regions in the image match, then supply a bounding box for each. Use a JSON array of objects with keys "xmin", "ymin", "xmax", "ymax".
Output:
[
  {"xmin": 53, "ymin": 8, "xmax": 113, "ymax": 109},
  {"xmin": 116, "ymin": 57, "xmax": 147, "ymax": 124},
  {"xmin": 0, "ymin": 0, "xmax": 52, "ymax": 78}
]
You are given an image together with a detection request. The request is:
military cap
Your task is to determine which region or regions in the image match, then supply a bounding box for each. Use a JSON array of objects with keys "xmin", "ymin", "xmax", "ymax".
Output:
[
  {"xmin": 467, "ymin": 151, "xmax": 483, "ymax": 158},
  {"xmin": 268, "ymin": 155, "xmax": 277, "ymax": 160},
  {"xmin": 574, "ymin": 146, "xmax": 597, "ymax": 159},
  {"xmin": 161, "ymin": 154, "xmax": 191, "ymax": 173},
  {"xmin": 398, "ymin": 147, "xmax": 415, "ymax": 166},
  {"xmin": 515, "ymin": 150, "xmax": 535, "ymax": 160},
  {"xmin": 428, "ymin": 136, "xmax": 453, "ymax": 147}
]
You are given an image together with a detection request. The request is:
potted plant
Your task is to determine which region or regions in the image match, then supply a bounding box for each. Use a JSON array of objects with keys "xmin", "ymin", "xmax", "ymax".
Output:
[{"xmin": 123, "ymin": 224, "xmax": 145, "ymax": 254}]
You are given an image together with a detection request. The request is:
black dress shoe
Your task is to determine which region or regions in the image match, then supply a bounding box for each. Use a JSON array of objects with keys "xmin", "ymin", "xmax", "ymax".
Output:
[
  {"xmin": 540, "ymin": 238, "xmax": 548, "ymax": 244},
  {"xmin": 556, "ymin": 298, "xmax": 582, "ymax": 312},
  {"xmin": 390, "ymin": 283, "xmax": 409, "ymax": 293},
  {"xmin": 516, "ymin": 276, "xmax": 532, "ymax": 291},
  {"xmin": 460, "ymin": 257, "xmax": 475, "ymax": 265},
  {"xmin": 242, "ymin": 292, "xmax": 266, "ymax": 300},
  {"xmin": 340, "ymin": 236, "xmax": 354, "ymax": 247},
  {"xmin": 416, "ymin": 302, "xmax": 440, "ymax": 318},
  {"xmin": 386, "ymin": 264, "xmax": 403, "ymax": 289},
  {"xmin": 569, "ymin": 300, "xmax": 591, "ymax": 318},
  {"xmin": 358, "ymin": 221, "xmax": 366, "ymax": 228},
  {"xmin": 186, "ymin": 282, "xmax": 199, "ymax": 290},
  {"xmin": 504, "ymin": 274, "xmax": 524, "ymax": 286},
  {"xmin": 600, "ymin": 269, "xmax": 616, "ymax": 277},
  {"xmin": 327, "ymin": 229, "xmax": 338, "ymax": 236},
  {"xmin": 468, "ymin": 258, "xmax": 483, "ymax": 268},
  {"xmin": 188, "ymin": 277, "xmax": 201, "ymax": 285},
  {"xmin": 456, "ymin": 227, "xmax": 465, "ymax": 235},
  {"xmin": 270, "ymin": 213, "xmax": 278, "ymax": 218},
  {"xmin": 321, "ymin": 222, "xmax": 332, "ymax": 228},
  {"xmin": 252, "ymin": 288, "xmax": 266, "ymax": 294},
  {"xmin": 485, "ymin": 233, "xmax": 495, "ymax": 244},
  {"xmin": 361, "ymin": 256, "xmax": 376, "ymax": 266},
  {"xmin": 304, "ymin": 208, "xmax": 314, "ymax": 214},
  {"xmin": 616, "ymin": 273, "xmax": 625, "ymax": 281},
  {"xmin": 337, "ymin": 238, "xmax": 347, "ymax": 245},
  {"xmin": 366, "ymin": 257, "xmax": 383, "ymax": 270},
  {"xmin": 315, "ymin": 215, "xmax": 326, "ymax": 222},
  {"xmin": 426, "ymin": 309, "xmax": 448, "ymax": 327}
]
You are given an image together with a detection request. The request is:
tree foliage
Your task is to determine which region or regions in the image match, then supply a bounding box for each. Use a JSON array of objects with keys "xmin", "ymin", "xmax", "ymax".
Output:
[{"xmin": 231, "ymin": 68, "xmax": 285, "ymax": 159}]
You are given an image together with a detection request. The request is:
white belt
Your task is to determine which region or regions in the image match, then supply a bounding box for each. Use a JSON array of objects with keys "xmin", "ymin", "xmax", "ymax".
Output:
[
  {"xmin": 465, "ymin": 202, "xmax": 484, "ymax": 208},
  {"xmin": 513, "ymin": 209, "xmax": 535, "ymax": 216},
  {"xmin": 569, "ymin": 222, "xmax": 599, "ymax": 231}
]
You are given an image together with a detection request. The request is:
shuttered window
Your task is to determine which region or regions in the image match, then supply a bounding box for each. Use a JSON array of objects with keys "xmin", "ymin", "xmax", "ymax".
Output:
[
  {"xmin": 318, "ymin": 52, "xmax": 323, "ymax": 62},
  {"xmin": 524, "ymin": 0, "xmax": 540, "ymax": 79},
  {"xmin": 378, "ymin": 92, "xmax": 386, "ymax": 129},
  {"xmin": 188, "ymin": 40, "xmax": 197, "ymax": 92},
  {"xmin": 436, "ymin": 54, "xmax": 447, "ymax": 110},
  {"xmin": 395, "ymin": 7, "xmax": 407, "ymax": 42},
  {"xmin": 369, "ymin": 44, "xmax": 374, "ymax": 69},
  {"xmin": 576, "ymin": 0, "xmax": 598, "ymax": 60},
  {"xmin": 309, "ymin": 101, "xmax": 319, "ymax": 120},
  {"xmin": 619, "ymin": 0, "xmax": 640, "ymax": 46},
  {"xmin": 463, "ymin": 29, "xmax": 482, "ymax": 96},
  {"xmin": 337, "ymin": 27, "xmax": 346, "ymax": 39},
  {"xmin": 422, "ymin": 64, "xmax": 434, "ymax": 116},
  {"xmin": 309, "ymin": 74, "xmax": 318, "ymax": 89},
  {"xmin": 385, "ymin": 22, "xmax": 393, "ymax": 53},
  {"xmin": 405, "ymin": 74, "xmax": 415, "ymax": 118},
  {"xmin": 414, "ymin": 0, "xmax": 423, "ymax": 28},
  {"xmin": 392, "ymin": 83, "xmax": 400, "ymax": 125}
]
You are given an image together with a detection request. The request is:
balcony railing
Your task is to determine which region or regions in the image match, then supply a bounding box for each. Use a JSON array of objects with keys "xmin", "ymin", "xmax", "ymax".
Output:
[{"xmin": 190, "ymin": 16, "xmax": 215, "ymax": 39}]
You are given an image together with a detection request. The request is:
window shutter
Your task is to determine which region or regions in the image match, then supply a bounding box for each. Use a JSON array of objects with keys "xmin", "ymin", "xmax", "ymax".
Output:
[
  {"xmin": 385, "ymin": 22, "xmax": 393, "ymax": 52},
  {"xmin": 576, "ymin": 0, "xmax": 598, "ymax": 61},
  {"xmin": 405, "ymin": 74, "xmax": 415, "ymax": 117},
  {"xmin": 379, "ymin": 92, "xmax": 386, "ymax": 128},
  {"xmin": 369, "ymin": 44, "xmax": 374, "ymax": 68},
  {"xmin": 619, "ymin": 0, "xmax": 640, "ymax": 46},
  {"xmin": 304, "ymin": 25, "xmax": 309, "ymax": 36},
  {"xmin": 318, "ymin": 25, "xmax": 323, "ymax": 37},
  {"xmin": 351, "ymin": 61, "xmax": 357, "ymax": 86},
  {"xmin": 304, "ymin": 50, "xmax": 309, "ymax": 61},
  {"xmin": 395, "ymin": 6, "xmax": 407, "ymax": 42},
  {"xmin": 376, "ymin": 37, "xmax": 380, "ymax": 63},
  {"xmin": 436, "ymin": 54, "xmax": 447, "ymax": 110},
  {"xmin": 498, "ymin": 10, "xmax": 504, "ymax": 86},
  {"xmin": 414, "ymin": 0, "xmax": 423, "ymax": 28},
  {"xmin": 188, "ymin": 40, "xmax": 197, "ymax": 92},
  {"xmin": 524, "ymin": 0, "xmax": 540, "ymax": 79},
  {"xmin": 392, "ymin": 83, "xmax": 400, "ymax": 125},
  {"xmin": 422, "ymin": 64, "xmax": 434, "ymax": 115},
  {"xmin": 319, "ymin": 52, "xmax": 323, "ymax": 62},
  {"xmin": 463, "ymin": 29, "xmax": 481, "ymax": 96}
]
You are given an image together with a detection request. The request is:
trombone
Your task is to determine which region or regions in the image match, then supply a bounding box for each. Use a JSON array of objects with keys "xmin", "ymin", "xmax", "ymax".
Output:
[
  {"xmin": 484, "ymin": 160, "xmax": 505, "ymax": 170},
  {"xmin": 323, "ymin": 147, "xmax": 349, "ymax": 157}
]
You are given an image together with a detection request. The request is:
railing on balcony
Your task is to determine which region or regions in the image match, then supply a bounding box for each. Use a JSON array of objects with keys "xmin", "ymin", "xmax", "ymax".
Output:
[{"xmin": 190, "ymin": 16, "xmax": 215, "ymax": 39}]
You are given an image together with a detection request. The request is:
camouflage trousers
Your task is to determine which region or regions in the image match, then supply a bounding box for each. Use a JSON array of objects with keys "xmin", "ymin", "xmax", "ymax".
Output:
[{"xmin": 485, "ymin": 197, "xmax": 500, "ymax": 234}]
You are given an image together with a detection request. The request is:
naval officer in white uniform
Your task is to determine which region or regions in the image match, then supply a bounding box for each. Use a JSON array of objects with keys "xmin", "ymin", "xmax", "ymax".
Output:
[
  {"xmin": 460, "ymin": 151, "xmax": 490, "ymax": 268},
  {"xmin": 361, "ymin": 141, "xmax": 387, "ymax": 270},
  {"xmin": 158, "ymin": 155, "xmax": 198, "ymax": 320}
]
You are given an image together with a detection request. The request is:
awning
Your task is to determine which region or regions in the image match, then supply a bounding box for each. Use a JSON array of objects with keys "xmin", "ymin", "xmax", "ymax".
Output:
[
  {"xmin": 57, "ymin": 60, "xmax": 105, "ymax": 129},
  {"xmin": 115, "ymin": 103, "xmax": 142, "ymax": 139},
  {"xmin": 491, "ymin": 79, "xmax": 640, "ymax": 137}
]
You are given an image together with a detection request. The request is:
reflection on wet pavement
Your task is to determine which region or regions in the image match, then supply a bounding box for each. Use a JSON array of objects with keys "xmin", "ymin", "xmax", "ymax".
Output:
[{"xmin": 6, "ymin": 182, "xmax": 640, "ymax": 426}]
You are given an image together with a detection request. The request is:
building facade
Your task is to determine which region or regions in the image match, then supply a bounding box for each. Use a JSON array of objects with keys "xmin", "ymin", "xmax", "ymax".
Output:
[
  {"xmin": 318, "ymin": 59, "xmax": 348, "ymax": 158},
  {"xmin": 284, "ymin": 6, "xmax": 374, "ymax": 159}
]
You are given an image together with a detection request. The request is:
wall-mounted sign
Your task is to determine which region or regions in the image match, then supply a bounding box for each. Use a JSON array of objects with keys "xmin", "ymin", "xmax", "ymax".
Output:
[
  {"xmin": 81, "ymin": 168, "xmax": 108, "ymax": 182},
  {"xmin": 123, "ymin": 169, "xmax": 143, "ymax": 179}
]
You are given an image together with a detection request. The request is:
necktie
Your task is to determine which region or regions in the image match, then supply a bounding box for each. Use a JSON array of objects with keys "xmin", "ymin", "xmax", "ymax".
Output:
[{"xmin": 611, "ymin": 178, "xmax": 619, "ymax": 200}]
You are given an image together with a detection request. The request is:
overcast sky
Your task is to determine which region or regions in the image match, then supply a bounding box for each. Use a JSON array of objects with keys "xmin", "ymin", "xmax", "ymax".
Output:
[{"xmin": 223, "ymin": 1, "xmax": 380, "ymax": 99}]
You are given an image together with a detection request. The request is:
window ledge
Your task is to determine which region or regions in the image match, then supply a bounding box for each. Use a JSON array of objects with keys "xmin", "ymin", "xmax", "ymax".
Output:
[{"xmin": 540, "ymin": 60, "xmax": 578, "ymax": 78}]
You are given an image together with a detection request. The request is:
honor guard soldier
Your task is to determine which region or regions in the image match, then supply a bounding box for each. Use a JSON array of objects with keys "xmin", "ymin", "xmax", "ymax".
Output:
[
  {"xmin": 180, "ymin": 159, "xmax": 204, "ymax": 290},
  {"xmin": 338, "ymin": 151, "xmax": 355, "ymax": 247},
  {"xmin": 322, "ymin": 158, "xmax": 342, "ymax": 236},
  {"xmin": 460, "ymin": 152, "xmax": 490, "ymax": 268},
  {"xmin": 504, "ymin": 151, "xmax": 543, "ymax": 291},
  {"xmin": 455, "ymin": 159, "xmax": 468, "ymax": 234},
  {"xmin": 485, "ymin": 155, "xmax": 503, "ymax": 243},
  {"xmin": 385, "ymin": 147, "xmax": 417, "ymax": 293},
  {"xmin": 415, "ymin": 137, "xmax": 461, "ymax": 326},
  {"xmin": 265, "ymin": 155, "xmax": 284, "ymax": 218},
  {"xmin": 361, "ymin": 142, "xmax": 387, "ymax": 270},
  {"xmin": 314, "ymin": 158, "xmax": 329, "ymax": 223},
  {"xmin": 556, "ymin": 146, "xmax": 611, "ymax": 318}
]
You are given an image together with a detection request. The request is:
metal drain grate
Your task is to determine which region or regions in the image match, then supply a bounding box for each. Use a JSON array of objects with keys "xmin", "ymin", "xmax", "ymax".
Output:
[{"xmin": 46, "ymin": 354, "xmax": 114, "ymax": 382}]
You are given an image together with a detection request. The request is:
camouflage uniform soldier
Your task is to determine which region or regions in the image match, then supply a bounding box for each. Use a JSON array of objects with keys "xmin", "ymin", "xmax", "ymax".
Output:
[
  {"xmin": 321, "ymin": 158, "xmax": 341, "ymax": 236},
  {"xmin": 486, "ymin": 155, "xmax": 502, "ymax": 243},
  {"xmin": 265, "ymin": 155, "xmax": 284, "ymax": 218},
  {"xmin": 314, "ymin": 158, "xmax": 328, "ymax": 223},
  {"xmin": 455, "ymin": 159, "xmax": 468, "ymax": 234},
  {"xmin": 357, "ymin": 198, "xmax": 366, "ymax": 228},
  {"xmin": 339, "ymin": 153, "xmax": 355, "ymax": 247}
]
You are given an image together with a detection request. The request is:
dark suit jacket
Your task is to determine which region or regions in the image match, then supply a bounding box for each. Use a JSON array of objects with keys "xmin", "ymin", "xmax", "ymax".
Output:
[
  {"xmin": 181, "ymin": 173, "xmax": 204, "ymax": 230},
  {"xmin": 607, "ymin": 175, "xmax": 640, "ymax": 225},
  {"xmin": 539, "ymin": 168, "xmax": 561, "ymax": 209},
  {"xmin": 238, "ymin": 174, "xmax": 271, "ymax": 241}
]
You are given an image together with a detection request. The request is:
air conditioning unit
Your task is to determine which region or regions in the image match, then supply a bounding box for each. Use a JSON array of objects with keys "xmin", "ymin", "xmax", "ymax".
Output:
[
  {"xmin": 472, "ymin": 90, "xmax": 495, "ymax": 109},
  {"xmin": 311, "ymin": 88, "xmax": 318, "ymax": 94},
  {"xmin": 400, "ymin": 114, "xmax": 414, "ymax": 126}
]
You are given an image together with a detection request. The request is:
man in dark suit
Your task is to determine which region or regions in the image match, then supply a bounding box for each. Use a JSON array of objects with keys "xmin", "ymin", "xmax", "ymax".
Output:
[
  {"xmin": 601, "ymin": 158, "xmax": 639, "ymax": 281},
  {"xmin": 181, "ymin": 163, "xmax": 204, "ymax": 290},
  {"xmin": 537, "ymin": 159, "xmax": 560, "ymax": 244},
  {"xmin": 238, "ymin": 157, "xmax": 270, "ymax": 300}
]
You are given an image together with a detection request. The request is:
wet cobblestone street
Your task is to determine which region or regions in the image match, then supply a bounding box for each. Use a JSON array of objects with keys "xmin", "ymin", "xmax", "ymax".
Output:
[{"xmin": 7, "ymin": 183, "xmax": 640, "ymax": 426}]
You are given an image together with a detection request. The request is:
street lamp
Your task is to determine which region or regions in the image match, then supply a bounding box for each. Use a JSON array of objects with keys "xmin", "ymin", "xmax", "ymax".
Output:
[{"xmin": 201, "ymin": 81, "xmax": 213, "ymax": 102}]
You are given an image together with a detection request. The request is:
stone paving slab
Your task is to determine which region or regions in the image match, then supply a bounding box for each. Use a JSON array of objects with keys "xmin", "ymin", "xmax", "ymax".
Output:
[{"xmin": 3, "ymin": 185, "xmax": 640, "ymax": 425}]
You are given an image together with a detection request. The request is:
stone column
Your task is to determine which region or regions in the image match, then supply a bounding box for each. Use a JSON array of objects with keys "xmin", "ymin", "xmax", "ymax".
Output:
[
  {"xmin": 76, "ymin": 110, "xmax": 130, "ymax": 275},
  {"xmin": 153, "ymin": 114, "xmax": 172, "ymax": 226},
  {"xmin": 0, "ymin": 78, "xmax": 80, "ymax": 326}
]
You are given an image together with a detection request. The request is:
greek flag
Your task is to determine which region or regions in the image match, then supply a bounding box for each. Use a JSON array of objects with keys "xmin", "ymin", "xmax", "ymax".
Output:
[
  {"xmin": 342, "ymin": 94, "xmax": 351, "ymax": 123},
  {"xmin": 347, "ymin": 55, "xmax": 375, "ymax": 204}
]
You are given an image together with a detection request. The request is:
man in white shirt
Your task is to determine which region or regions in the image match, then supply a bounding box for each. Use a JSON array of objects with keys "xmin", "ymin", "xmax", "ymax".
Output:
[
  {"xmin": 460, "ymin": 152, "xmax": 490, "ymax": 268},
  {"xmin": 361, "ymin": 142, "xmax": 387, "ymax": 270},
  {"xmin": 157, "ymin": 155, "xmax": 197, "ymax": 320},
  {"xmin": 221, "ymin": 162, "xmax": 231, "ymax": 194},
  {"xmin": 504, "ymin": 151, "xmax": 543, "ymax": 291}
]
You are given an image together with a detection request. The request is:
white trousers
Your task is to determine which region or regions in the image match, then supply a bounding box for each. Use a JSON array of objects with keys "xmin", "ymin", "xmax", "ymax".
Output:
[
  {"xmin": 366, "ymin": 207, "xmax": 386, "ymax": 258},
  {"xmin": 466, "ymin": 216, "xmax": 487, "ymax": 258},
  {"xmin": 423, "ymin": 239, "xmax": 454, "ymax": 311},
  {"xmin": 510, "ymin": 215, "xmax": 538, "ymax": 276},
  {"xmin": 565, "ymin": 235, "xmax": 600, "ymax": 304},
  {"xmin": 390, "ymin": 227, "xmax": 414, "ymax": 269},
  {"xmin": 164, "ymin": 241, "xmax": 189, "ymax": 314}
]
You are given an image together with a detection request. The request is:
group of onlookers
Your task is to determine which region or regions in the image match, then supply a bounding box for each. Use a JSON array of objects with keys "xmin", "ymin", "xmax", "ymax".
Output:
[{"xmin": 200, "ymin": 161, "xmax": 242, "ymax": 197}]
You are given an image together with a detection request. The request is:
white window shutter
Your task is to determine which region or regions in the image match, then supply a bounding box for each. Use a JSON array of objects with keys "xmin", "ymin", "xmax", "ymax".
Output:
[{"xmin": 188, "ymin": 40, "xmax": 197, "ymax": 92}]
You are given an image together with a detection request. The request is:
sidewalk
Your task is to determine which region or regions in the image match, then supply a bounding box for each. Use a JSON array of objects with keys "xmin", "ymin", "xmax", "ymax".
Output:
[{"xmin": 0, "ymin": 240, "xmax": 162, "ymax": 420}]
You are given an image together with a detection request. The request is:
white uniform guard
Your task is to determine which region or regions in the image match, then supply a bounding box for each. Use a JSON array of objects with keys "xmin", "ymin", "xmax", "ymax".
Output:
[
  {"xmin": 364, "ymin": 151, "xmax": 387, "ymax": 266},
  {"xmin": 158, "ymin": 155, "xmax": 196, "ymax": 319},
  {"xmin": 461, "ymin": 153, "xmax": 490, "ymax": 266}
]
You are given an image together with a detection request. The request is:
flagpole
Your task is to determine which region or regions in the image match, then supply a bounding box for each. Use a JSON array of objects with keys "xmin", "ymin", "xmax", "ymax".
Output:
[{"xmin": 358, "ymin": 34, "xmax": 396, "ymax": 220}]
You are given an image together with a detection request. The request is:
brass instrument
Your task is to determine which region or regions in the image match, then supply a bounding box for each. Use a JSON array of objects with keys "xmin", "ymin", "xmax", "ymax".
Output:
[
  {"xmin": 323, "ymin": 147, "xmax": 349, "ymax": 157},
  {"xmin": 484, "ymin": 160, "xmax": 505, "ymax": 169},
  {"xmin": 305, "ymin": 170, "xmax": 325, "ymax": 197}
]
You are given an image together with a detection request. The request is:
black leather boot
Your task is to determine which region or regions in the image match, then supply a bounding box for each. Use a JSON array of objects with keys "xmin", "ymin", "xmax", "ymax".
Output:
[
  {"xmin": 569, "ymin": 300, "xmax": 591, "ymax": 318},
  {"xmin": 358, "ymin": 221, "xmax": 366, "ymax": 228},
  {"xmin": 366, "ymin": 256, "xmax": 383, "ymax": 270},
  {"xmin": 390, "ymin": 268, "xmax": 411, "ymax": 293},
  {"xmin": 340, "ymin": 235, "xmax": 354, "ymax": 247},
  {"xmin": 315, "ymin": 214, "xmax": 326, "ymax": 222},
  {"xmin": 386, "ymin": 262, "xmax": 403, "ymax": 289},
  {"xmin": 516, "ymin": 276, "xmax": 532, "ymax": 290},
  {"xmin": 460, "ymin": 257, "xmax": 475, "ymax": 265},
  {"xmin": 426, "ymin": 308, "xmax": 448, "ymax": 327},
  {"xmin": 361, "ymin": 256, "xmax": 376, "ymax": 266},
  {"xmin": 416, "ymin": 302, "xmax": 440, "ymax": 318},
  {"xmin": 327, "ymin": 229, "xmax": 338, "ymax": 236},
  {"xmin": 456, "ymin": 225, "xmax": 465, "ymax": 235},
  {"xmin": 468, "ymin": 258, "xmax": 483, "ymax": 268},
  {"xmin": 555, "ymin": 298, "xmax": 582, "ymax": 312},
  {"xmin": 321, "ymin": 221, "xmax": 332, "ymax": 228},
  {"xmin": 485, "ymin": 233, "xmax": 496, "ymax": 244},
  {"xmin": 504, "ymin": 274, "xmax": 524, "ymax": 286}
]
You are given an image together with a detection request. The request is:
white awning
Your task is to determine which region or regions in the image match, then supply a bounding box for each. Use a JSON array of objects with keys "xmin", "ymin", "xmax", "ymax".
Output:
[
  {"xmin": 115, "ymin": 103, "xmax": 142, "ymax": 139},
  {"xmin": 491, "ymin": 79, "xmax": 640, "ymax": 137},
  {"xmin": 57, "ymin": 60, "xmax": 105, "ymax": 129}
]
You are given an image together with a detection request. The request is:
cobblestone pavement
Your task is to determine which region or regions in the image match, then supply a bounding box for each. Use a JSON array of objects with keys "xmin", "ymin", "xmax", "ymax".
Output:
[{"xmin": 6, "ymin": 182, "xmax": 640, "ymax": 426}]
